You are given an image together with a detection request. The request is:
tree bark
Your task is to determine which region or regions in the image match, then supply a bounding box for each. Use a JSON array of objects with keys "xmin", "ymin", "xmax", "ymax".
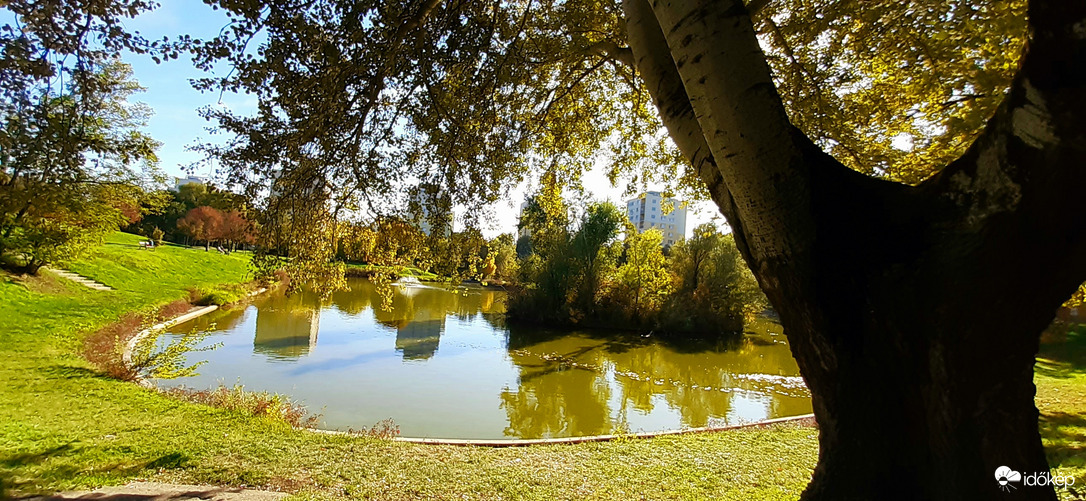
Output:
[{"xmin": 626, "ymin": 0, "xmax": 1086, "ymax": 499}]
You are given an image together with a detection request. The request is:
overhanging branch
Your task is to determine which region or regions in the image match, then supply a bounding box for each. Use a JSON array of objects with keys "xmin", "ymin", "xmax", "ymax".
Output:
[
  {"xmin": 584, "ymin": 40, "xmax": 634, "ymax": 67},
  {"xmin": 622, "ymin": 0, "xmax": 750, "ymax": 260}
]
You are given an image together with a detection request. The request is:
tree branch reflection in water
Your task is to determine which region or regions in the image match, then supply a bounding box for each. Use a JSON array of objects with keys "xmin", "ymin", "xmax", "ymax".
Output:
[{"xmin": 500, "ymin": 319, "xmax": 811, "ymax": 438}]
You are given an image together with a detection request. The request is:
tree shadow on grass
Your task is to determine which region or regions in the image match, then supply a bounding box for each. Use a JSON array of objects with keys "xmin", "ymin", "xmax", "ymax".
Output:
[
  {"xmin": 20, "ymin": 484, "xmax": 273, "ymax": 500},
  {"xmin": 1, "ymin": 443, "xmax": 196, "ymax": 499},
  {"xmin": 0, "ymin": 443, "xmax": 79, "ymax": 498},
  {"xmin": 38, "ymin": 365, "xmax": 112, "ymax": 381},
  {"xmin": 1039, "ymin": 411, "xmax": 1086, "ymax": 470}
]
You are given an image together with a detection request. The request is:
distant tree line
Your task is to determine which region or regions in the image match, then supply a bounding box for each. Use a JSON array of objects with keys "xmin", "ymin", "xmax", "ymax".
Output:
[
  {"xmin": 336, "ymin": 216, "xmax": 518, "ymax": 285},
  {"xmin": 129, "ymin": 183, "xmax": 253, "ymax": 248}
]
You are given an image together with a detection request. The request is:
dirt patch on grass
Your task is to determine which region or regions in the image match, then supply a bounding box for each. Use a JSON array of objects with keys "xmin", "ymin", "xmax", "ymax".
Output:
[
  {"xmin": 155, "ymin": 299, "xmax": 199, "ymax": 323},
  {"xmin": 82, "ymin": 313, "xmax": 146, "ymax": 381},
  {"xmin": 29, "ymin": 481, "xmax": 288, "ymax": 500}
]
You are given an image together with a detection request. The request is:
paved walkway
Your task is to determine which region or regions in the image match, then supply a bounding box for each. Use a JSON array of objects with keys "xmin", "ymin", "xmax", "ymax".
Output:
[
  {"xmin": 46, "ymin": 268, "xmax": 113, "ymax": 291},
  {"xmin": 25, "ymin": 482, "xmax": 288, "ymax": 501}
]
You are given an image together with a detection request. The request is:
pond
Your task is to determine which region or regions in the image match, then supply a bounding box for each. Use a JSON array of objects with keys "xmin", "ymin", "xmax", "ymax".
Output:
[{"xmin": 159, "ymin": 278, "xmax": 812, "ymax": 439}]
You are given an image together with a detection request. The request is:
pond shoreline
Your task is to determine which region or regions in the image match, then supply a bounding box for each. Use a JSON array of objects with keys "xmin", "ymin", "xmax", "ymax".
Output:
[
  {"xmin": 151, "ymin": 279, "xmax": 810, "ymax": 440},
  {"xmin": 122, "ymin": 287, "xmax": 269, "ymax": 387},
  {"xmin": 131, "ymin": 284, "xmax": 813, "ymax": 445},
  {"xmin": 309, "ymin": 413, "xmax": 817, "ymax": 446}
]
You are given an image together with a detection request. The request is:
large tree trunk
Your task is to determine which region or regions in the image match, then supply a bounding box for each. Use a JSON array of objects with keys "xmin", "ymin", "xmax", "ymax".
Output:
[{"xmin": 625, "ymin": 0, "xmax": 1086, "ymax": 499}]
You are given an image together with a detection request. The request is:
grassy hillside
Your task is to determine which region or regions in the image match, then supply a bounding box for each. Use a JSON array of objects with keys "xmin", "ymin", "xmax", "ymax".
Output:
[{"xmin": 0, "ymin": 231, "xmax": 1081, "ymax": 499}]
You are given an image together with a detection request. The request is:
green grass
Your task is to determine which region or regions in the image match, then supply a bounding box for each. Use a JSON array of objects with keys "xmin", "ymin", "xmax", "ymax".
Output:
[
  {"xmin": 0, "ymin": 231, "xmax": 1081, "ymax": 499},
  {"xmin": 191, "ymin": 283, "xmax": 253, "ymax": 306},
  {"xmin": 1036, "ymin": 325, "xmax": 1086, "ymax": 500},
  {"xmin": 345, "ymin": 262, "xmax": 441, "ymax": 281}
]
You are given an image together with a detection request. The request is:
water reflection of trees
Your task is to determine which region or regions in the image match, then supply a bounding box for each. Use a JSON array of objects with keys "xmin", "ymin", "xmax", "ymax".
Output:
[{"xmin": 500, "ymin": 322, "xmax": 812, "ymax": 438}]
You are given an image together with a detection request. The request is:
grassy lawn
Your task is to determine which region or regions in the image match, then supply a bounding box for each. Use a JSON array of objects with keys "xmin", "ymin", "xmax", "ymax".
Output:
[
  {"xmin": 1036, "ymin": 325, "xmax": 1086, "ymax": 500},
  {"xmin": 345, "ymin": 262, "xmax": 442, "ymax": 281},
  {"xmin": 0, "ymin": 231, "xmax": 1081, "ymax": 499}
]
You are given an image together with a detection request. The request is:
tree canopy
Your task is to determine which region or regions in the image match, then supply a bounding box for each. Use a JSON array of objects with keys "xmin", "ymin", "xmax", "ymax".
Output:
[
  {"xmin": 758, "ymin": 0, "xmax": 1027, "ymax": 183},
  {"xmin": 178, "ymin": 0, "xmax": 1030, "ymax": 282},
  {"xmin": 0, "ymin": 0, "xmax": 181, "ymax": 271},
  {"xmin": 190, "ymin": 0, "xmax": 1027, "ymax": 197}
]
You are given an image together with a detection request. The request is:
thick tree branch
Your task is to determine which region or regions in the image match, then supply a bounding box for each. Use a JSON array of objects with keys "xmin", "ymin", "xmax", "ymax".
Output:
[
  {"xmin": 745, "ymin": 0, "xmax": 771, "ymax": 18},
  {"xmin": 918, "ymin": 0, "xmax": 1086, "ymax": 311},
  {"xmin": 645, "ymin": 0, "xmax": 826, "ymax": 265},
  {"xmin": 621, "ymin": 0, "xmax": 751, "ymax": 260},
  {"xmin": 584, "ymin": 40, "xmax": 634, "ymax": 67}
]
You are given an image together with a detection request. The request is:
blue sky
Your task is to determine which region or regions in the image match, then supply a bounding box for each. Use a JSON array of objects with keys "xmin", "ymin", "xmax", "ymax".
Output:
[
  {"xmin": 119, "ymin": 1, "xmax": 721, "ymax": 237},
  {"xmin": 124, "ymin": 0, "xmax": 250, "ymax": 181}
]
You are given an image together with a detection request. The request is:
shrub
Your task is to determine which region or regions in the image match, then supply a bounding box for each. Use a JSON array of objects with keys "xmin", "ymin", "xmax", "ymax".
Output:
[
  {"xmin": 344, "ymin": 417, "xmax": 401, "ymax": 439},
  {"xmin": 151, "ymin": 227, "xmax": 165, "ymax": 248},
  {"xmin": 190, "ymin": 283, "xmax": 251, "ymax": 306},
  {"xmin": 84, "ymin": 307, "xmax": 222, "ymax": 382},
  {"xmin": 127, "ymin": 327, "xmax": 221, "ymax": 380},
  {"xmin": 161, "ymin": 384, "xmax": 321, "ymax": 429},
  {"xmin": 83, "ymin": 313, "xmax": 145, "ymax": 380}
]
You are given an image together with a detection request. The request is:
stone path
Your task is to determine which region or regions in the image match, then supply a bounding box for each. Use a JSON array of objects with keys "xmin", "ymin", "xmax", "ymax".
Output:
[
  {"xmin": 25, "ymin": 482, "xmax": 288, "ymax": 501},
  {"xmin": 47, "ymin": 268, "xmax": 113, "ymax": 291}
]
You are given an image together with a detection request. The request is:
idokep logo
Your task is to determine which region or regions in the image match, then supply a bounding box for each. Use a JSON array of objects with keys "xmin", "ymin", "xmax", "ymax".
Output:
[
  {"xmin": 995, "ymin": 466, "xmax": 1021, "ymax": 492},
  {"xmin": 996, "ymin": 466, "xmax": 1076, "ymax": 493}
]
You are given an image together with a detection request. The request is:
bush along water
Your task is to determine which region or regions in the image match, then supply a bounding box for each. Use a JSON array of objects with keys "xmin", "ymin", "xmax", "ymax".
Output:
[
  {"xmin": 508, "ymin": 201, "xmax": 766, "ymax": 336},
  {"xmin": 161, "ymin": 384, "xmax": 322, "ymax": 429}
]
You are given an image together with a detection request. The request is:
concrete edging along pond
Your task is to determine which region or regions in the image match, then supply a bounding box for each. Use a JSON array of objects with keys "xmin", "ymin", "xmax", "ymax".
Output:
[
  {"xmin": 122, "ymin": 288, "xmax": 268, "ymax": 386},
  {"xmin": 307, "ymin": 413, "xmax": 817, "ymax": 447}
]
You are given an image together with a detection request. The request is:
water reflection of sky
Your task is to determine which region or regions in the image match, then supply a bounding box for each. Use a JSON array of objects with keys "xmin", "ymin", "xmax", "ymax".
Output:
[{"xmin": 158, "ymin": 278, "xmax": 812, "ymax": 439}]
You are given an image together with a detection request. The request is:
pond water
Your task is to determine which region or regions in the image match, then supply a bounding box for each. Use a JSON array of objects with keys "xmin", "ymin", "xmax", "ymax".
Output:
[{"xmin": 159, "ymin": 278, "xmax": 812, "ymax": 439}]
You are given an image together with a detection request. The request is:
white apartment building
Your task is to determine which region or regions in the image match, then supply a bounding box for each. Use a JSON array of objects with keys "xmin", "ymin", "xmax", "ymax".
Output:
[
  {"xmin": 409, "ymin": 188, "xmax": 452, "ymax": 237},
  {"xmin": 516, "ymin": 201, "xmax": 531, "ymax": 238},
  {"xmin": 173, "ymin": 175, "xmax": 207, "ymax": 191},
  {"xmin": 626, "ymin": 191, "xmax": 688, "ymax": 247}
]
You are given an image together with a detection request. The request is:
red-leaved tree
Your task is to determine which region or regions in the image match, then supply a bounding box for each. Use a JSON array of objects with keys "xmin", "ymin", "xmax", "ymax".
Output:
[
  {"xmin": 218, "ymin": 210, "xmax": 254, "ymax": 251},
  {"xmin": 177, "ymin": 206, "xmax": 224, "ymax": 251}
]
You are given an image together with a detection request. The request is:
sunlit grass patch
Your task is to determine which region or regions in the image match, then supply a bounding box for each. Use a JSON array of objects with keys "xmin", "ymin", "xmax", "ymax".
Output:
[{"xmin": 1037, "ymin": 325, "xmax": 1086, "ymax": 500}]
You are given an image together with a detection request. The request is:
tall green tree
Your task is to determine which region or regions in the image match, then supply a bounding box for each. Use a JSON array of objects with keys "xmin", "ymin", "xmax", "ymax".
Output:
[
  {"xmin": 488, "ymin": 233, "xmax": 519, "ymax": 282},
  {"xmin": 569, "ymin": 202, "xmax": 627, "ymax": 311},
  {"xmin": 670, "ymin": 223, "xmax": 720, "ymax": 293},
  {"xmin": 665, "ymin": 225, "xmax": 767, "ymax": 333},
  {"xmin": 0, "ymin": 61, "xmax": 162, "ymax": 272},
  {"xmin": 0, "ymin": 0, "xmax": 178, "ymax": 272},
  {"xmin": 614, "ymin": 229, "xmax": 672, "ymax": 322},
  {"xmin": 193, "ymin": 0, "xmax": 1085, "ymax": 497}
]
